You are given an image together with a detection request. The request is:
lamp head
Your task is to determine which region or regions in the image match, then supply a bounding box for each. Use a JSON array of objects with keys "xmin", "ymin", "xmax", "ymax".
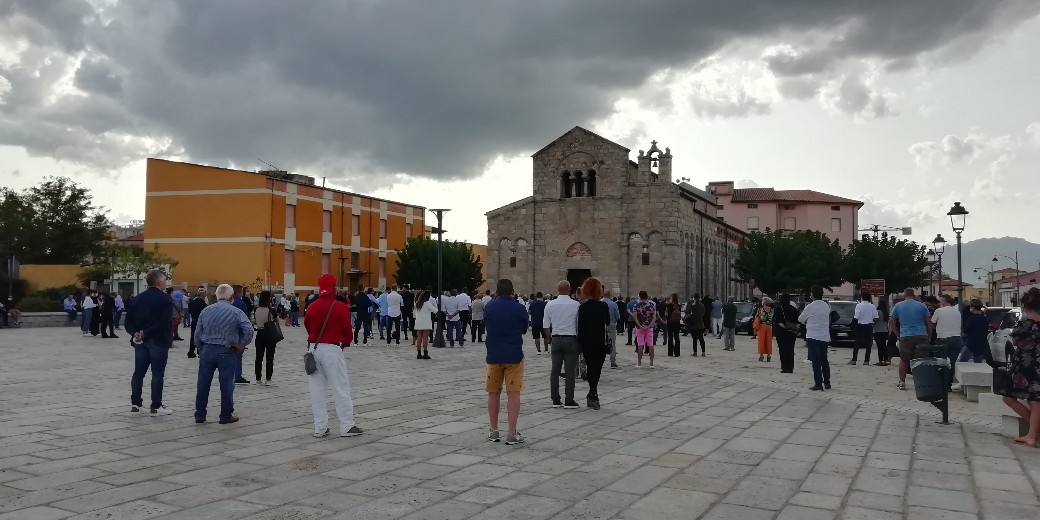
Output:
[{"xmin": 947, "ymin": 202, "xmax": 968, "ymax": 233}]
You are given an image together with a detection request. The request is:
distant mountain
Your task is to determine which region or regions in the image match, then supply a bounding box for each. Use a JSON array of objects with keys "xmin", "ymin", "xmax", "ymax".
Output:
[{"xmin": 940, "ymin": 237, "xmax": 1040, "ymax": 285}]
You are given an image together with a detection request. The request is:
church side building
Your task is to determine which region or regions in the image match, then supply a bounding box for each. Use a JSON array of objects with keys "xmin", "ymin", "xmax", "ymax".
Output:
[{"xmin": 486, "ymin": 126, "xmax": 749, "ymax": 300}]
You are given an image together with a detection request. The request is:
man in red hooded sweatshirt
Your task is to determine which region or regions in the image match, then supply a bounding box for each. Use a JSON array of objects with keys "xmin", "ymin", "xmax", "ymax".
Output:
[{"xmin": 305, "ymin": 274, "xmax": 363, "ymax": 438}]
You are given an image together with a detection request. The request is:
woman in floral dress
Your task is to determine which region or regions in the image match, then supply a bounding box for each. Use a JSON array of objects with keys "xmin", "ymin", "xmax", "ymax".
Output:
[{"xmin": 1003, "ymin": 287, "xmax": 1040, "ymax": 446}]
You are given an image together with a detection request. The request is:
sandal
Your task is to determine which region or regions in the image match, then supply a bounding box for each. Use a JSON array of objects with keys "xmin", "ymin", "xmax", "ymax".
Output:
[{"xmin": 896, "ymin": 382, "xmax": 906, "ymax": 390}]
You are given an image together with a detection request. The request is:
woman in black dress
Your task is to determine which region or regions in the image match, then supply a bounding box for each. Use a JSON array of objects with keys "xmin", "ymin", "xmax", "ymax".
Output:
[
  {"xmin": 1003, "ymin": 287, "xmax": 1040, "ymax": 446},
  {"xmin": 89, "ymin": 292, "xmax": 102, "ymax": 336},
  {"xmin": 772, "ymin": 293, "xmax": 798, "ymax": 373},
  {"xmin": 577, "ymin": 277, "xmax": 610, "ymax": 410}
]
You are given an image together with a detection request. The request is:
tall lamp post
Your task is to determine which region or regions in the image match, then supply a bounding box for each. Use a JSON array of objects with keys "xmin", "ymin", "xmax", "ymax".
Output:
[
  {"xmin": 992, "ymin": 252, "xmax": 1020, "ymax": 306},
  {"xmin": 429, "ymin": 209, "xmax": 450, "ymax": 349},
  {"xmin": 972, "ymin": 267, "xmax": 995, "ymax": 305},
  {"xmin": 947, "ymin": 202, "xmax": 968, "ymax": 303},
  {"xmin": 932, "ymin": 234, "xmax": 946, "ymax": 296}
]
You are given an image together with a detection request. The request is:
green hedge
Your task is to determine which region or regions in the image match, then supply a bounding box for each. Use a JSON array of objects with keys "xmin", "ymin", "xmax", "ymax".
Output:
[{"xmin": 17, "ymin": 285, "xmax": 80, "ymax": 312}]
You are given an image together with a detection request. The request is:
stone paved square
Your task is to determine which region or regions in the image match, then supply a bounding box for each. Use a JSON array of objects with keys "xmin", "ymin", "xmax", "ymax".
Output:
[{"xmin": 2, "ymin": 326, "xmax": 1040, "ymax": 519}]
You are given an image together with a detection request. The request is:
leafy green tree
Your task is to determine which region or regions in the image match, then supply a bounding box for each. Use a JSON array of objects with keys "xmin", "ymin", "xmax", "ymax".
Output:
[
  {"xmin": 78, "ymin": 245, "xmax": 179, "ymax": 286},
  {"xmin": 0, "ymin": 177, "xmax": 111, "ymax": 264},
  {"xmin": 843, "ymin": 234, "xmax": 930, "ymax": 294},
  {"xmin": 394, "ymin": 237, "xmax": 484, "ymax": 292},
  {"xmin": 734, "ymin": 229, "xmax": 845, "ymax": 295}
]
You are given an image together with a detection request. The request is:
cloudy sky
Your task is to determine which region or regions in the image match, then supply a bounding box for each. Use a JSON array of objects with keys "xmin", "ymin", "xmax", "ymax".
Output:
[{"xmin": 2, "ymin": 0, "xmax": 1039, "ymax": 258}]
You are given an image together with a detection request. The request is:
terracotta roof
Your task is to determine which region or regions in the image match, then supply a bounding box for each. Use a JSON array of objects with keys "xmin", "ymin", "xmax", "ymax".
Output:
[
  {"xmin": 117, "ymin": 233, "xmax": 144, "ymax": 242},
  {"xmin": 731, "ymin": 188, "xmax": 862, "ymax": 206}
]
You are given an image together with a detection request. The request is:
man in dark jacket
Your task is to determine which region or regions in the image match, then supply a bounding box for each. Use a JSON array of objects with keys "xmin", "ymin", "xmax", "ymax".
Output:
[
  {"xmin": 401, "ymin": 288, "xmax": 415, "ymax": 341},
  {"xmin": 100, "ymin": 293, "xmax": 117, "ymax": 338},
  {"xmin": 124, "ymin": 269, "xmax": 174, "ymax": 415},
  {"xmin": 188, "ymin": 288, "xmax": 209, "ymax": 358}
]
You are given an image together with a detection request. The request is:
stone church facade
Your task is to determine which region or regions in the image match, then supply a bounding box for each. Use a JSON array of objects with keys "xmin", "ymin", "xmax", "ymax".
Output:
[{"xmin": 486, "ymin": 126, "xmax": 750, "ymax": 300}]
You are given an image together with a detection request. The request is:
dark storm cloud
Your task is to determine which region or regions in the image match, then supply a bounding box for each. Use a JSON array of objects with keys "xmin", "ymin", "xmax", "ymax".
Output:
[{"xmin": 1, "ymin": 0, "xmax": 1038, "ymax": 186}]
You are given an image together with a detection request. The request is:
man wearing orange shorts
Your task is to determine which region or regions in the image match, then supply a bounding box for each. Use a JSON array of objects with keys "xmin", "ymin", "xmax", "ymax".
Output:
[{"xmin": 483, "ymin": 278, "xmax": 528, "ymax": 445}]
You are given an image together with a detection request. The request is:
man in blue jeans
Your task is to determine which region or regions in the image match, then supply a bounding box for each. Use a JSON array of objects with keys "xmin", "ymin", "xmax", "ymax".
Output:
[
  {"xmin": 231, "ymin": 285, "xmax": 251, "ymax": 384},
  {"xmin": 799, "ymin": 285, "xmax": 832, "ymax": 391},
  {"xmin": 193, "ymin": 283, "xmax": 254, "ymax": 424},
  {"xmin": 124, "ymin": 270, "xmax": 174, "ymax": 415}
]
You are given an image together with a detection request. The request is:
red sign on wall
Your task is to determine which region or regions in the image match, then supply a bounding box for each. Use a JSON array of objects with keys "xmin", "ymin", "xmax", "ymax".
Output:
[{"xmin": 860, "ymin": 279, "xmax": 886, "ymax": 296}]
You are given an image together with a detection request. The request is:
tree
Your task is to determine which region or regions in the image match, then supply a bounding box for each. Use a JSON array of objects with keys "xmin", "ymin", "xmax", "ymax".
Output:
[
  {"xmin": 394, "ymin": 237, "xmax": 484, "ymax": 292},
  {"xmin": 734, "ymin": 229, "xmax": 845, "ymax": 295},
  {"xmin": 843, "ymin": 234, "xmax": 930, "ymax": 294},
  {"xmin": 78, "ymin": 245, "xmax": 179, "ymax": 286},
  {"xmin": 0, "ymin": 177, "xmax": 111, "ymax": 264}
]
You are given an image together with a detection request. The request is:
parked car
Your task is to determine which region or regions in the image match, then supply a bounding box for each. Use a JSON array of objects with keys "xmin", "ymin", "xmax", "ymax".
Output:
[
  {"xmin": 988, "ymin": 307, "xmax": 1022, "ymax": 364},
  {"xmin": 734, "ymin": 302, "xmax": 756, "ymax": 335},
  {"xmin": 983, "ymin": 307, "xmax": 1012, "ymax": 333},
  {"xmin": 828, "ymin": 301, "xmax": 858, "ymax": 346}
]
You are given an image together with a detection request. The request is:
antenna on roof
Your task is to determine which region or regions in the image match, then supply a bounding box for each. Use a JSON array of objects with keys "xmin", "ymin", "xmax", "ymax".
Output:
[{"xmin": 258, "ymin": 159, "xmax": 282, "ymax": 171}]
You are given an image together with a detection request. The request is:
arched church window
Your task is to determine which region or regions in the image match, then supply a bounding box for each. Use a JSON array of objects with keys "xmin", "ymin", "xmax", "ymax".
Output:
[
  {"xmin": 586, "ymin": 170, "xmax": 597, "ymax": 197},
  {"xmin": 573, "ymin": 172, "xmax": 584, "ymax": 198},
  {"xmin": 560, "ymin": 171, "xmax": 572, "ymax": 198}
]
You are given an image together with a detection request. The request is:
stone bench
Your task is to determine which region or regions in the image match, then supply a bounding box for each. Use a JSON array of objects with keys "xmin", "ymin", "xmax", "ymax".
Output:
[
  {"xmin": 978, "ymin": 392, "xmax": 1028, "ymax": 437},
  {"xmin": 955, "ymin": 362, "xmax": 992, "ymax": 402},
  {"xmin": 11, "ymin": 312, "xmax": 79, "ymax": 329}
]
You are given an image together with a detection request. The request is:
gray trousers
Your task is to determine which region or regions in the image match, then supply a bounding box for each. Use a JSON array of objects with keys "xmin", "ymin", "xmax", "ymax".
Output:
[
  {"xmin": 722, "ymin": 327, "xmax": 735, "ymax": 350},
  {"xmin": 606, "ymin": 324, "xmax": 617, "ymax": 364},
  {"xmin": 551, "ymin": 336, "xmax": 579, "ymax": 403}
]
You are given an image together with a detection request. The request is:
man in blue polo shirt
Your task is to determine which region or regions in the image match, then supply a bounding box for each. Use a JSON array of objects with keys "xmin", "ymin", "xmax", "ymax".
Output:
[
  {"xmin": 483, "ymin": 278, "xmax": 528, "ymax": 446},
  {"xmin": 890, "ymin": 288, "xmax": 934, "ymax": 391}
]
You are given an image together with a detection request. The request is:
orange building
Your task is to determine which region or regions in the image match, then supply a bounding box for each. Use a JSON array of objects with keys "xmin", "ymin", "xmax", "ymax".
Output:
[{"xmin": 144, "ymin": 159, "xmax": 425, "ymax": 293}]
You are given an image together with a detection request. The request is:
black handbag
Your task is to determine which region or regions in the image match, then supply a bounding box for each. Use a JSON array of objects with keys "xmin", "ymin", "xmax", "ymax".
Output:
[
  {"xmin": 304, "ymin": 303, "xmax": 335, "ymax": 375},
  {"xmin": 261, "ymin": 309, "xmax": 284, "ymax": 343}
]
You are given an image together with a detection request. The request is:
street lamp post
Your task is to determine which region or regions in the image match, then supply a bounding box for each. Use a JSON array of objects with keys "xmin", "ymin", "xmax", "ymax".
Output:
[
  {"xmin": 992, "ymin": 252, "xmax": 1020, "ymax": 306},
  {"xmin": 947, "ymin": 202, "xmax": 968, "ymax": 303},
  {"xmin": 972, "ymin": 267, "xmax": 996, "ymax": 305},
  {"xmin": 429, "ymin": 209, "xmax": 450, "ymax": 349},
  {"xmin": 932, "ymin": 234, "xmax": 946, "ymax": 296}
]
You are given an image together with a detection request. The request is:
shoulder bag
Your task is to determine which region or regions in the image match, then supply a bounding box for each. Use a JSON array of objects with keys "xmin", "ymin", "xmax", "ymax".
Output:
[
  {"xmin": 304, "ymin": 302, "xmax": 336, "ymax": 375},
  {"xmin": 261, "ymin": 308, "xmax": 284, "ymax": 343}
]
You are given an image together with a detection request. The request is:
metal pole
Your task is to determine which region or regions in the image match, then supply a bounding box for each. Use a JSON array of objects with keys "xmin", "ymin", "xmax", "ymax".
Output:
[
  {"xmin": 1016, "ymin": 252, "xmax": 1021, "ymax": 306},
  {"xmin": 430, "ymin": 209, "xmax": 450, "ymax": 349},
  {"xmin": 937, "ymin": 253, "xmax": 943, "ymax": 296},
  {"xmin": 955, "ymin": 232, "xmax": 964, "ymax": 303}
]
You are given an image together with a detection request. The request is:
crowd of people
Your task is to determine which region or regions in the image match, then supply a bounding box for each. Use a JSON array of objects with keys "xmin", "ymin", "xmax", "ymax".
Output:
[{"xmin": 51, "ymin": 269, "xmax": 1040, "ymax": 449}]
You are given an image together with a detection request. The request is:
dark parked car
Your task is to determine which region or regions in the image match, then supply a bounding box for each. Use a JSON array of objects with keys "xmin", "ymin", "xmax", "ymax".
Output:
[
  {"xmin": 983, "ymin": 307, "xmax": 1011, "ymax": 333},
  {"xmin": 734, "ymin": 302, "xmax": 756, "ymax": 335},
  {"xmin": 828, "ymin": 301, "xmax": 858, "ymax": 346}
]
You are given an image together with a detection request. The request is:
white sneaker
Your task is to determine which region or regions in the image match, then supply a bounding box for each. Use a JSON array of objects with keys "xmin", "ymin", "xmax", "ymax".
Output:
[
  {"xmin": 314, "ymin": 428, "xmax": 330, "ymax": 438},
  {"xmin": 150, "ymin": 406, "xmax": 173, "ymax": 416}
]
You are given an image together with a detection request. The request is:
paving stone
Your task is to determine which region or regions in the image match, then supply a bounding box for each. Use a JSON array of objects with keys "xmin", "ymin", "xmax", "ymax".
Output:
[
  {"xmin": 52, "ymin": 480, "xmax": 184, "ymax": 513},
  {"xmin": 400, "ymin": 499, "xmax": 485, "ymax": 520},
  {"xmin": 979, "ymin": 499, "xmax": 1040, "ymax": 520},
  {"xmin": 801, "ymin": 472, "xmax": 852, "ymax": 496},
  {"xmin": 751, "ymin": 458, "xmax": 815, "ymax": 480},
  {"xmin": 906, "ymin": 485, "xmax": 978, "ymax": 513},
  {"xmin": 905, "ymin": 507, "xmax": 978, "ymax": 520},
  {"xmin": 423, "ymin": 464, "xmax": 514, "ymax": 493},
  {"xmin": 853, "ymin": 467, "xmax": 908, "ymax": 496},
  {"xmin": 774, "ymin": 443, "xmax": 828, "ymax": 462},
  {"xmin": 723, "ymin": 475, "xmax": 799, "ymax": 510},
  {"xmin": 551, "ymin": 490, "xmax": 640, "ymax": 520},
  {"xmin": 865, "ymin": 451, "xmax": 911, "ymax": 471},
  {"xmin": 845, "ymin": 491, "xmax": 905, "ymax": 513},
  {"xmin": 703, "ymin": 503, "xmax": 775, "ymax": 520},
  {"xmin": 0, "ymin": 507, "xmax": 74, "ymax": 520},
  {"xmin": 909, "ymin": 470, "xmax": 974, "ymax": 492},
  {"xmin": 778, "ymin": 505, "xmax": 836, "ymax": 520},
  {"xmin": 816, "ymin": 454, "xmax": 865, "ymax": 478},
  {"xmin": 455, "ymin": 485, "xmax": 517, "ymax": 504},
  {"xmin": 145, "ymin": 499, "xmax": 267, "ymax": 520},
  {"xmin": 841, "ymin": 506, "xmax": 902, "ymax": 520},
  {"xmin": 674, "ymin": 436, "xmax": 726, "ymax": 455},
  {"xmin": 973, "ymin": 470, "xmax": 1036, "ymax": 493},
  {"xmin": 790, "ymin": 492, "xmax": 843, "ymax": 510},
  {"xmin": 605, "ymin": 465, "xmax": 679, "ymax": 495},
  {"xmin": 473, "ymin": 493, "xmax": 570, "ymax": 519},
  {"xmin": 618, "ymin": 488, "xmax": 717, "ymax": 519},
  {"xmin": 528, "ymin": 470, "xmax": 615, "ymax": 500}
]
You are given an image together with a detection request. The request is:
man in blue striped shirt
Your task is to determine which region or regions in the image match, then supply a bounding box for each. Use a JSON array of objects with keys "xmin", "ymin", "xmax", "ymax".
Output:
[{"xmin": 194, "ymin": 283, "xmax": 254, "ymax": 424}]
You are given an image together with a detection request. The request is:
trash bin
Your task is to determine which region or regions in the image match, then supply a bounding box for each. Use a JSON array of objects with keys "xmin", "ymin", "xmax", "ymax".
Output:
[
  {"xmin": 911, "ymin": 357, "xmax": 949, "ymax": 402},
  {"xmin": 915, "ymin": 344, "xmax": 944, "ymax": 359}
]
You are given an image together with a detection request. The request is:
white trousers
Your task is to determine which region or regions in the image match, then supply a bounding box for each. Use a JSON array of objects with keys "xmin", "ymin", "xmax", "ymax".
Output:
[
  {"xmin": 308, "ymin": 344, "xmax": 356, "ymax": 434},
  {"xmin": 712, "ymin": 317, "xmax": 723, "ymax": 336}
]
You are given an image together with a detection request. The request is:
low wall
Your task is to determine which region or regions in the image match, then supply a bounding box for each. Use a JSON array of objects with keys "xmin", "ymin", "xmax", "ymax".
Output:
[{"xmin": 12, "ymin": 312, "xmax": 79, "ymax": 328}]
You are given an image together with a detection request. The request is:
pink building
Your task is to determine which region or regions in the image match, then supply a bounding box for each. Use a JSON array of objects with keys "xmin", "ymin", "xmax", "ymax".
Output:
[
  {"xmin": 708, "ymin": 181, "xmax": 863, "ymax": 297},
  {"xmin": 707, "ymin": 182, "xmax": 862, "ymax": 248}
]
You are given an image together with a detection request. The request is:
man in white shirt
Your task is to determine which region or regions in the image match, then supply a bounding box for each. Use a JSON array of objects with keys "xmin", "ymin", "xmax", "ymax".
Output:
[
  {"xmin": 456, "ymin": 289, "xmax": 472, "ymax": 338},
  {"xmin": 799, "ymin": 285, "xmax": 832, "ymax": 391},
  {"xmin": 385, "ymin": 285, "xmax": 403, "ymax": 345},
  {"xmin": 543, "ymin": 280, "xmax": 580, "ymax": 409},
  {"xmin": 851, "ymin": 292, "xmax": 879, "ymax": 365},
  {"xmin": 442, "ymin": 290, "xmax": 463, "ymax": 347},
  {"xmin": 482, "ymin": 290, "xmax": 492, "ymax": 305},
  {"xmin": 931, "ymin": 294, "xmax": 964, "ymax": 390},
  {"xmin": 81, "ymin": 290, "xmax": 97, "ymax": 335}
]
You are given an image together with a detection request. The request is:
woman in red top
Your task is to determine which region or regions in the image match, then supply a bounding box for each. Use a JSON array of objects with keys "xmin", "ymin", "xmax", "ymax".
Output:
[{"xmin": 304, "ymin": 274, "xmax": 363, "ymax": 438}]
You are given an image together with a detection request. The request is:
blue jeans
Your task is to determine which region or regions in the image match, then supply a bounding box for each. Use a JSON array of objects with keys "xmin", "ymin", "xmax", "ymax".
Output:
[
  {"xmin": 291, "ymin": 311, "xmax": 300, "ymax": 326},
  {"xmin": 131, "ymin": 340, "xmax": 170, "ymax": 409},
  {"xmin": 958, "ymin": 345, "xmax": 985, "ymax": 363},
  {"xmin": 66, "ymin": 309, "xmax": 77, "ymax": 322},
  {"xmin": 234, "ymin": 350, "xmax": 244, "ymax": 381},
  {"xmin": 941, "ymin": 336, "xmax": 964, "ymax": 387},
  {"xmin": 378, "ymin": 315, "xmax": 387, "ymax": 337},
  {"xmin": 807, "ymin": 338, "xmax": 831, "ymax": 387},
  {"xmin": 113, "ymin": 310, "xmax": 123, "ymax": 328},
  {"xmin": 195, "ymin": 345, "xmax": 236, "ymax": 422},
  {"xmin": 446, "ymin": 320, "xmax": 463, "ymax": 345},
  {"xmin": 81, "ymin": 310, "xmax": 92, "ymax": 332}
]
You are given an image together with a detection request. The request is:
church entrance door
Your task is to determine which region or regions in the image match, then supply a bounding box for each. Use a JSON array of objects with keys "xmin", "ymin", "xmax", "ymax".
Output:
[{"xmin": 567, "ymin": 269, "xmax": 592, "ymax": 293}]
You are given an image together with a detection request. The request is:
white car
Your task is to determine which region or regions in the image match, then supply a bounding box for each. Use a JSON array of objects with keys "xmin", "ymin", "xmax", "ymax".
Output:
[{"xmin": 988, "ymin": 307, "xmax": 1022, "ymax": 364}]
